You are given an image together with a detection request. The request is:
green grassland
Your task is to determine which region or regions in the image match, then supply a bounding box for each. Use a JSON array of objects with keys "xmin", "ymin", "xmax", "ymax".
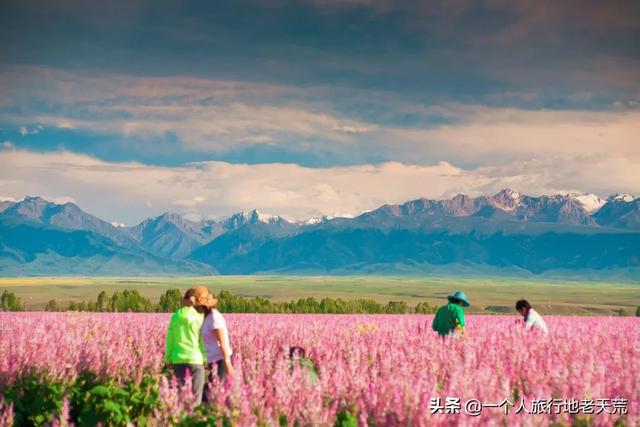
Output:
[{"xmin": 1, "ymin": 275, "xmax": 639, "ymax": 315}]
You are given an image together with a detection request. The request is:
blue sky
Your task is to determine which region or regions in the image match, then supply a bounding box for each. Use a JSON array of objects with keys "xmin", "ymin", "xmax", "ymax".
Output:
[{"xmin": 0, "ymin": 0, "xmax": 639, "ymax": 223}]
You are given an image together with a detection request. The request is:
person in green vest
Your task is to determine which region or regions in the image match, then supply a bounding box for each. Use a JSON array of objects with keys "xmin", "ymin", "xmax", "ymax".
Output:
[
  {"xmin": 431, "ymin": 290, "xmax": 470, "ymax": 338},
  {"xmin": 164, "ymin": 286, "xmax": 211, "ymax": 405}
]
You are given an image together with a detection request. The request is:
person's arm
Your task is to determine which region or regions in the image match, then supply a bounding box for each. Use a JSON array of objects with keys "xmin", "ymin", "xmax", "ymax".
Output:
[
  {"xmin": 214, "ymin": 328, "xmax": 234, "ymax": 377},
  {"xmin": 164, "ymin": 318, "xmax": 174, "ymax": 366},
  {"xmin": 454, "ymin": 309, "xmax": 465, "ymax": 335}
]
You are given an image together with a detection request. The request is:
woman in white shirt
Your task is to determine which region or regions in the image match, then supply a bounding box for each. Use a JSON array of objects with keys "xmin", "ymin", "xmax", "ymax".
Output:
[
  {"xmin": 202, "ymin": 294, "xmax": 234, "ymax": 382},
  {"xmin": 516, "ymin": 299, "xmax": 549, "ymax": 335}
]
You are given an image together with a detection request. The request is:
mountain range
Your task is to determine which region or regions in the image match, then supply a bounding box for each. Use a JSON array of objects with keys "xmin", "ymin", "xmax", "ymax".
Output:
[{"xmin": 1, "ymin": 189, "xmax": 639, "ymax": 279}]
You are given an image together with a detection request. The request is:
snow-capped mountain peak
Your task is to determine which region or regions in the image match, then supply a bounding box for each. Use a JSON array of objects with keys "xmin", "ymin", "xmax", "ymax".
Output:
[
  {"xmin": 609, "ymin": 193, "xmax": 636, "ymax": 203},
  {"xmin": 567, "ymin": 193, "xmax": 606, "ymax": 214},
  {"xmin": 507, "ymin": 190, "xmax": 521, "ymax": 200},
  {"xmin": 491, "ymin": 189, "xmax": 522, "ymax": 211},
  {"xmin": 254, "ymin": 210, "xmax": 278, "ymax": 223},
  {"xmin": 495, "ymin": 188, "xmax": 521, "ymax": 199},
  {"xmin": 304, "ymin": 214, "xmax": 334, "ymax": 225},
  {"xmin": 223, "ymin": 209, "xmax": 284, "ymax": 227}
]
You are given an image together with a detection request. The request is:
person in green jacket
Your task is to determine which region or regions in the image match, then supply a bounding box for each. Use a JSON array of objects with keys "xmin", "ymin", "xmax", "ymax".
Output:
[
  {"xmin": 431, "ymin": 290, "xmax": 470, "ymax": 338},
  {"xmin": 289, "ymin": 346, "xmax": 318, "ymax": 384},
  {"xmin": 164, "ymin": 286, "xmax": 211, "ymax": 405}
]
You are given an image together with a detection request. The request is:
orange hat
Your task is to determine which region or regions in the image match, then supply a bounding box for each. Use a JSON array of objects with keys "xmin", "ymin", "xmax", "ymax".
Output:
[{"xmin": 184, "ymin": 286, "xmax": 212, "ymax": 306}]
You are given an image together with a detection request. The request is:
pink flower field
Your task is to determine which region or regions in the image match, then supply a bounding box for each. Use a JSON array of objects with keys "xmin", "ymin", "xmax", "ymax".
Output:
[{"xmin": 0, "ymin": 312, "xmax": 638, "ymax": 426}]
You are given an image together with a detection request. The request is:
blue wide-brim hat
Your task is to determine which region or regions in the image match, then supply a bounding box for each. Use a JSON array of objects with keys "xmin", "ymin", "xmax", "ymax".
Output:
[{"xmin": 447, "ymin": 290, "xmax": 470, "ymax": 307}]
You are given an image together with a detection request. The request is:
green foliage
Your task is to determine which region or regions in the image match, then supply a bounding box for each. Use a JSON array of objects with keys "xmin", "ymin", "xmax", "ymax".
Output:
[
  {"xmin": 157, "ymin": 288, "xmax": 183, "ymax": 312},
  {"xmin": 108, "ymin": 290, "xmax": 154, "ymax": 313},
  {"xmin": 48, "ymin": 290, "xmax": 154, "ymax": 313},
  {"xmin": 414, "ymin": 301, "xmax": 437, "ymax": 314},
  {"xmin": 570, "ymin": 416, "xmax": 593, "ymax": 427},
  {"xmin": 614, "ymin": 308, "xmax": 628, "ymax": 317},
  {"xmin": 2, "ymin": 377, "xmax": 67, "ymax": 425},
  {"xmin": 97, "ymin": 291, "xmax": 108, "ymax": 311},
  {"xmin": 0, "ymin": 290, "xmax": 25, "ymax": 311},
  {"xmin": 335, "ymin": 411, "xmax": 358, "ymax": 427},
  {"xmin": 45, "ymin": 299, "xmax": 61, "ymax": 311},
  {"xmin": 290, "ymin": 357, "xmax": 319, "ymax": 384},
  {"xmin": 1, "ymin": 372, "xmax": 159, "ymax": 427},
  {"xmin": 384, "ymin": 300, "xmax": 408, "ymax": 314},
  {"xmin": 202, "ymin": 290, "xmax": 414, "ymax": 314},
  {"xmin": 76, "ymin": 376, "xmax": 159, "ymax": 426},
  {"xmin": 172, "ymin": 405, "xmax": 225, "ymax": 426},
  {"xmin": 284, "ymin": 296, "xmax": 322, "ymax": 313},
  {"xmin": 43, "ymin": 288, "xmax": 435, "ymax": 314},
  {"xmin": 636, "ymin": 306, "xmax": 640, "ymax": 317},
  {"xmin": 511, "ymin": 386, "xmax": 519, "ymax": 402},
  {"xmin": 218, "ymin": 291, "xmax": 283, "ymax": 313}
]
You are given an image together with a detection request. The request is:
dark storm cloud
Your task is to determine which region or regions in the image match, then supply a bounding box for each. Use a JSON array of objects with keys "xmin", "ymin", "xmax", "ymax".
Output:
[{"xmin": 2, "ymin": 0, "xmax": 638, "ymax": 105}]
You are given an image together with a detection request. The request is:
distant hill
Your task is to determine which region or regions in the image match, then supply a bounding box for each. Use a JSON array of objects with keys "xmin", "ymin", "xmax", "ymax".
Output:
[
  {"xmin": 0, "ymin": 216, "xmax": 215, "ymax": 275},
  {"xmin": 1, "ymin": 190, "xmax": 639, "ymax": 279},
  {"xmin": 1, "ymin": 196, "xmax": 140, "ymax": 249}
]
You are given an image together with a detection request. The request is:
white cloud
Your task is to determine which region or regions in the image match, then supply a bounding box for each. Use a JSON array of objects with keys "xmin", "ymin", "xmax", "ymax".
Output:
[
  {"xmin": 2, "ymin": 66, "xmax": 639, "ymax": 218},
  {"xmin": 3, "ymin": 66, "xmax": 640, "ymax": 169},
  {"xmin": 56, "ymin": 121, "xmax": 75, "ymax": 129},
  {"xmin": 2, "ymin": 66, "xmax": 372, "ymax": 152},
  {"xmin": 172, "ymin": 196, "xmax": 206, "ymax": 207},
  {"xmin": 373, "ymin": 106, "xmax": 640, "ymax": 167},
  {"xmin": 30, "ymin": 103, "xmax": 371, "ymax": 151},
  {"xmin": 0, "ymin": 150, "xmax": 638, "ymax": 225},
  {"xmin": 18, "ymin": 126, "xmax": 41, "ymax": 136}
]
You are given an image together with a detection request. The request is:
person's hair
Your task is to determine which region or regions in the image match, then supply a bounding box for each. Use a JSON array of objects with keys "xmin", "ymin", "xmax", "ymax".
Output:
[
  {"xmin": 289, "ymin": 346, "xmax": 306, "ymax": 359},
  {"xmin": 515, "ymin": 299, "xmax": 531, "ymax": 311},
  {"xmin": 182, "ymin": 288, "xmax": 197, "ymax": 306},
  {"xmin": 183, "ymin": 288, "xmax": 196, "ymax": 300}
]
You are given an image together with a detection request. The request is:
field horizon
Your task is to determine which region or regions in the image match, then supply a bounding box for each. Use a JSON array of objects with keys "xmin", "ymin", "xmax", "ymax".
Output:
[{"xmin": 1, "ymin": 275, "xmax": 638, "ymax": 315}]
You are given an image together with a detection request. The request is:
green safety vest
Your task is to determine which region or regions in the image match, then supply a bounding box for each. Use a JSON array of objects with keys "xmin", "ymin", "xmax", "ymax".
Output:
[{"xmin": 164, "ymin": 306, "xmax": 207, "ymax": 364}]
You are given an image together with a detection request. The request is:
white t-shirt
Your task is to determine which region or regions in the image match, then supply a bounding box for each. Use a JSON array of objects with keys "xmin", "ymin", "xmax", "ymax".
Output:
[
  {"xmin": 525, "ymin": 309, "xmax": 548, "ymax": 335},
  {"xmin": 201, "ymin": 309, "xmax": 233, "ymax": 363}
]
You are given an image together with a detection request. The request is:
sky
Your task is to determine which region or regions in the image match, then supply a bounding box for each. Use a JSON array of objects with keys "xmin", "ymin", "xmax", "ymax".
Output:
[{"xmin": 1, "ymin": 0, "xmax": 639, "ymax": 224}]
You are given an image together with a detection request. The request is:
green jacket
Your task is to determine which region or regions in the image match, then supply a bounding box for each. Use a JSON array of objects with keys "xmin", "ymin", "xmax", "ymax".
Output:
[
  {"xmin": 164, "ymin": 306, "xmax": 206, "ymax": 364},
  {"xmin": 290, "ymin": 357, "xmax": 318, "ymax": 383},
  {"xmin": 432, "ymin": 302, "xmax": 465, "ymax": 337}
]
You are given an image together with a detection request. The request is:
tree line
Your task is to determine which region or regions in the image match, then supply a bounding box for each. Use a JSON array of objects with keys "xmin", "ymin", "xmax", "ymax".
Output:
[
  {"xmin": 0, "ymin": 288, "xmax": 437, "ymax": 314},
  {"xmin": 3, "ymin": 289, "xmax": 639, "ymax": 316},
  {"xmin": 1, "ymin": 290, "xmax": 25, "ymax": 311}
]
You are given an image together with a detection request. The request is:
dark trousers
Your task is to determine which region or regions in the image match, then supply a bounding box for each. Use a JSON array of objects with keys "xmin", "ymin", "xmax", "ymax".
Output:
[
  {"xmin": 172, "ymin": 363, "xmax": 205, "ymax": 406},
  {"xmin": 203, "ymin": 359, "xmax": 231, "ymax": 404}
]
